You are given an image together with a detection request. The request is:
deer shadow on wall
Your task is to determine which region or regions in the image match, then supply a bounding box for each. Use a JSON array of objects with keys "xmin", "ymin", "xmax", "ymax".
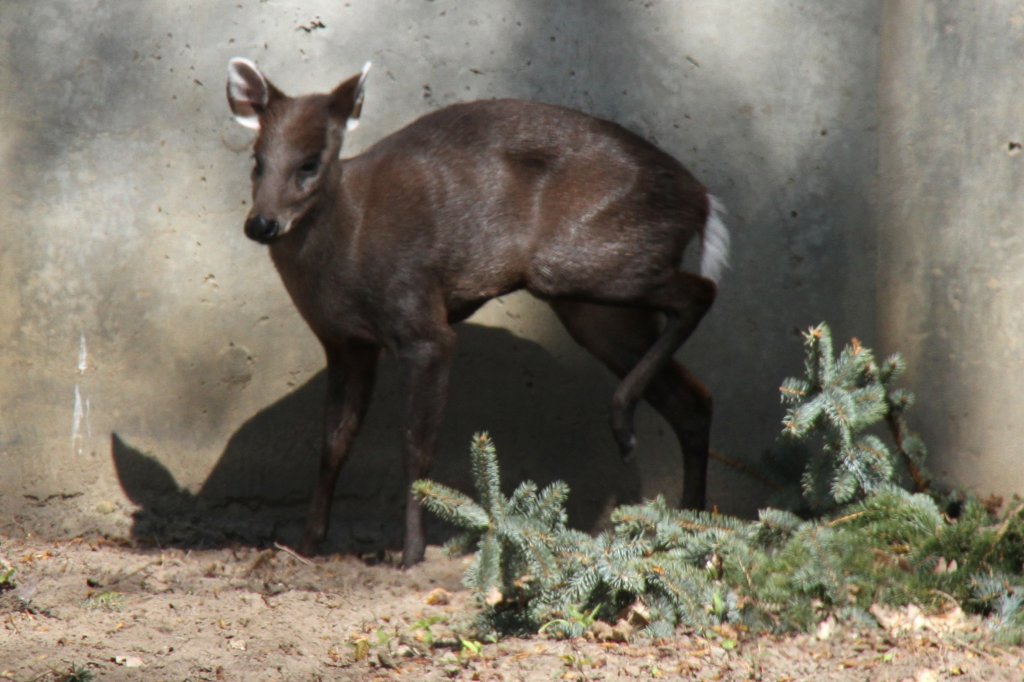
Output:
[{"xmin": 112, "ymin": 322, "xmax": 654, "ymax": 555}]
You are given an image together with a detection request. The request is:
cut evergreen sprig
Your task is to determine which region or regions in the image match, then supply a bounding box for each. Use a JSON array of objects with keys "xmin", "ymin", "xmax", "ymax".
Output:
[
  {"xmin": 780, "ymin": 323, "xmax": 929, "ymax": 508},
  {"xmin": 412, "ymin": 432, "xmax": 580, "ymax": 635}
]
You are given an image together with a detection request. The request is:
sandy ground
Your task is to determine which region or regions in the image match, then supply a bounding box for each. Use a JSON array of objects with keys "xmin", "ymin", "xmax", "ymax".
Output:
[{"xmin": 1, "ymin": 529, "xmax": 1022, "ymax": 682}]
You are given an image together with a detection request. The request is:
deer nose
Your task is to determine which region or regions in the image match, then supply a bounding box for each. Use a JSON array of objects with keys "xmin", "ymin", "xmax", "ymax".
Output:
[{"xmin": 244, "ymin": 215, "xmax": 280, "ymax": 243}]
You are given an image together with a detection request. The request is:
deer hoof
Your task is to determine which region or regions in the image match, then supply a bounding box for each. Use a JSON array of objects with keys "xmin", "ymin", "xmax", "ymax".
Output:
[{"xmin": 296, "ymin": 529, "xmax": 324, "ymax": 557}]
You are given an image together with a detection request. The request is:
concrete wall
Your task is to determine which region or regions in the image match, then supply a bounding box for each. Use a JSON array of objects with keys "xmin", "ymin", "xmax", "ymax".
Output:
[
  {"xmin": 879, "ymin": 2, "xmax": 1024, "ymax": 500},
  {"xmin": 8, "ymin": 0, "xmax": 992, "ymax": 549}
]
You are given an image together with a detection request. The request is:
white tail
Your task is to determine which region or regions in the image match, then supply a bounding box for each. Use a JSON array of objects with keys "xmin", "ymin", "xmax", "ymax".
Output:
[{"xmin": 701, "ymin": 195, "xmax": 730, "ymax": 285}]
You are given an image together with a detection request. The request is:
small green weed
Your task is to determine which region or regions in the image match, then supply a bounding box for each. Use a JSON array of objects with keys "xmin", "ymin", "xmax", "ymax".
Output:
[
  {"xmin": 411, "ymin": 614, "xmax": 448, "ymax": 646},
  {"xmin": 0, "ymin": 565, "xmax": 15, "ymax": 590},
  {"xmin": 539, "ymin": 604, "xmax": 602, "ymax": 638},
  {"xmin": 59, "ymin": 663, "xmax": 94, "ymax": 682},
  {"xmin": 85, "ymin": 591, "xmax": 125, "ymax": 612}
]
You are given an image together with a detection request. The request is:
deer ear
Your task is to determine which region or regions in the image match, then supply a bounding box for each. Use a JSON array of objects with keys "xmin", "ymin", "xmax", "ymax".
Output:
[
  {"xmin": 227, "ymin": 58, "xmax": 282, "ymax": 130},
  {"xmin": 329, "ymin": 61, "xmax": 371, "ymax": 132}
]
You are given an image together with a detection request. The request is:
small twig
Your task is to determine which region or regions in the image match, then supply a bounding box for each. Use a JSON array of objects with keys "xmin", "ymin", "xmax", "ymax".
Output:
[
  {"xmin": 950, "ymin": 636, "xmax": 1000, "ymax": 662},
  {"xmin": 979, "ymin": 502, "xmax": 1024, "ymax": 564},
  {"xmin": 273, "ymin": 542, "xmax": 315, "ymax": 566},
  {"xmin": 928, "ymin": 589, "xmax": 961, "ymax": 610},
  {"xmin": 710, "ymin": 449, "xmax": 784, "ymax": 491},
  {"xmin": 827, "ymin": 511, "xmax": 866, "ymax": 528},
  {"xmin": 992, "ymin": 502, "xmax": 1024, "ymax": 541},
  {"xmin": 96, "ymin": 558, "xmax": 161, "ymax": 590},
  {"xmin": 885, "ymin": 412, "xmax": 929, "ymax": 493}
]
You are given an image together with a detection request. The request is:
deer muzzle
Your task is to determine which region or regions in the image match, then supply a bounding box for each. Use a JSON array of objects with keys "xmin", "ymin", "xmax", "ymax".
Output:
[{"xmin": 244, "ymin": 214, "xmax": 281, "ymax": 244}]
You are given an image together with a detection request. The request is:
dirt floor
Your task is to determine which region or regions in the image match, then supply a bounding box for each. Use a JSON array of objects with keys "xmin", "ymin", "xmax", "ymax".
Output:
[{"xmin": 1, "ymin": 528, "xmax": 1022, "ymax": 682}]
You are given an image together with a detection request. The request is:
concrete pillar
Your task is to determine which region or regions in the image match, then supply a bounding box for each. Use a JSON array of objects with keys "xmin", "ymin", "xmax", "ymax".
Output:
[{"xmin": 879, "ymin": 2, "xmax": 1024, "ymax": 498}]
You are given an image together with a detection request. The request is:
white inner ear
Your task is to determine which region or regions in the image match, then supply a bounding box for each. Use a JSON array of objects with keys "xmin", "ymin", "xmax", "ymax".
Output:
[
  {"xmin": 233, "ymin": 112, "xmax": 261, "ymax": 131},
  {"xmin": 345, "ymin": 61, "xmax": 372, "ymax": 132},
  {"xmin": 228, "ymin": 57, "xmax": 266, "ymax": 130}
]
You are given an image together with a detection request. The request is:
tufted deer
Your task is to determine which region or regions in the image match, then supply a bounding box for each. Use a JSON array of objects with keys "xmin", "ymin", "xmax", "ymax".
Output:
[{"xmin": 226, "ymin": 58, "xmax": 729, "ymax": 567}]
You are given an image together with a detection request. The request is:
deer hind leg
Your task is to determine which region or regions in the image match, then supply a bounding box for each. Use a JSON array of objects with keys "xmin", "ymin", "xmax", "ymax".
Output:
[
  {"xmin": 550, "ymin": 298, "xmax": 712, "ymax": 510},
  {"xmin": 610, "ymin": 271, "xmax": 715, "ymax": 457}
]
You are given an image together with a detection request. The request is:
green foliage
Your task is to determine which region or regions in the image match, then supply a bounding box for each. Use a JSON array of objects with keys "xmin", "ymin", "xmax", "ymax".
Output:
[
  {"xmin": 416, "ymin": 434, "xmax": 768, "ymax": 636},
  {"xmin": 0, "ymin": 545, "xmax": 14, "ymax": 591},
  {"xmin": 415, "ymin": 325, "xmax": 1023, "ymax": 642},
  {"xmin": 84, "ymin": 591, "xmax": 125, "ymax": 612},
  {"xmin": 418, "ymin": 435, "xmax": 1024, "ymax": 641},
  {"xmin": 59, "ymin": 664, "xmax": 95, "ymax": 682},
  {"xmin": 411, "ymin": 615, "xmax": 448, "ymax": 647},
  {"xmin": 0, "ymin": 566, "xmax": 14, "ymax": 590},
  {"xmin": 780, "ymin": 323, "xmax": 929, "ymax": 508},
  {"xmin": 413, "ymin": 432, "xmax": 579, "ymax": 635}
]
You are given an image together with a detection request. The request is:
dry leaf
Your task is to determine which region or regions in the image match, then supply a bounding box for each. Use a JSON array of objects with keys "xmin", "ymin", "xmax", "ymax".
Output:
[
  {"xmin": 113, "ymin": 655, "xmax": 143, "ymax": 668},
  {"xmin": 870, "ymin": 603, "xmax": 966, "ymax": 634},
  {"xmin": 619, "ymin": 601, "xmax": 651, "ymax": 627},
  {"xmin": 816, "ymin": 616, "xmax": 836, "ymax": 641},
  {"xmin": 591, "ymin": 619, "xmax": 633, "ymax": 643},
  {"xmin": 425, "ymin": 587, "xmax": 452, "ymax": 605},
  {"xmin": 350, "ymin": 637, "xmax": 370, "ymax": 662},
  {"xmin": 485, "ymin": 587, "xmax": 503, "ymax": 606}
]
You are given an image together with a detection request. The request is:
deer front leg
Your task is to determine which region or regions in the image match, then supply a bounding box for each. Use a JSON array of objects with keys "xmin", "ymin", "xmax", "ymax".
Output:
[
  {"xmin": 298, "ymin": 342, "xmax": 379, "ymax": 556},
  {"xmin": 397, "ymin": 328, "xmax": 456, "ymax": 567}
]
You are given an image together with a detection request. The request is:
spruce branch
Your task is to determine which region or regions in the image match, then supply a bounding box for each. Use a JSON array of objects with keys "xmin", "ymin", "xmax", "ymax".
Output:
[
  {"xmin": 412, "ymin": 479, "xmax": 489, "ymax": 530},
  {"xmin": 779, "ymin": 323, "xmax": 930, "ymax": 508}
]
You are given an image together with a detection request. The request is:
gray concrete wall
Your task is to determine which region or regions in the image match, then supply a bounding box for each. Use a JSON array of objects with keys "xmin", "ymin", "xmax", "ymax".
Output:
[
  {"xmin": 0, "ymin": 0, "xmax": 918, "ymax": 548},
  {"xmin": 879, "ymin": 1, "xmax": 1024, "ymax": 501}
]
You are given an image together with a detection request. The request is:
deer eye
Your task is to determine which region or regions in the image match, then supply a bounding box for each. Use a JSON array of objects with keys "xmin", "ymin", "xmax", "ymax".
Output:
[{"xmin": 296, "ymin": 156, "xmax": 321, "ymax": 179}]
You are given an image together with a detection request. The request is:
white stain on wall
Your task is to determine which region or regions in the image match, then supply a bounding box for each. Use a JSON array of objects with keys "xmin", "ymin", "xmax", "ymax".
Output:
[
  {"xmin": 71, "ymin": 333, "xmax": 92, "ymax": 456},
  {"xmin": 78, "ymin": 333, "xmax": 88, "ymax": 374}
]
